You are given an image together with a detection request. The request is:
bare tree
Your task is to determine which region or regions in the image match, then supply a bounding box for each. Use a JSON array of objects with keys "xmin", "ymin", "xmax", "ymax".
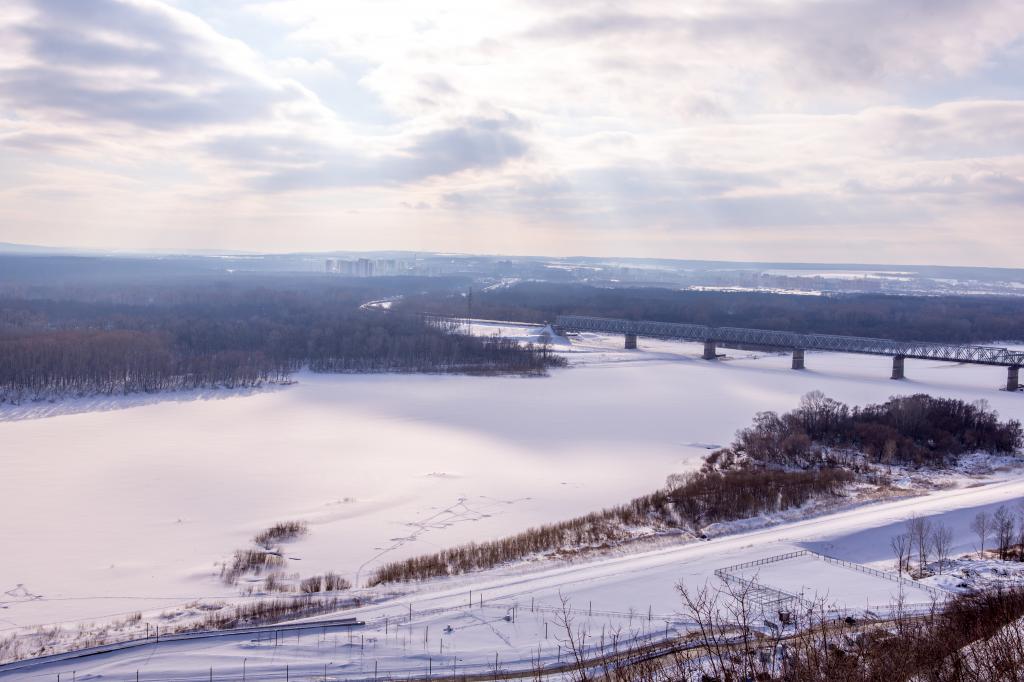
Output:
[
  {"xmin": 971, "ymin": 511, "xmax": 991, "ymax": 559},
  {"xmin": 553, "ymin": 593, "xmax": 590, "ymax": 682},
  {"xmin": 891, "ymin": 533, "xmax": 910, "ymax": 574},
  {"xmin": 676, "ymin": 577, "xmax": 782, "ymax": 682},
  {"xmin": 931, "ymin": 522, "xmax": 953, "ymax": 574},
  {"xmin": 642, "ymin": 579, "xmax": 1024, "ymax": 682},
  {"xmin": 1016, "ymin": 502, "xmax": 1024, "ymax": 562},
  {"xmin": 676, "ymin": 581, "xmax": 731, "ymax": 681},
  {"xmin": 906, "ymin": 514, "xmax": 932, "ymax": 574},
  {"xmin": 994, "ymin": 505, "xmax": 1016, "ymax": 561}
]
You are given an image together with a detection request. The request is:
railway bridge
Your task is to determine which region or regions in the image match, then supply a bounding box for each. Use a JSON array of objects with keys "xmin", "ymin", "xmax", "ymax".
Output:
[{"xmin": 554, "ymin": 315, "xmax": 1023, "ymax": 392}]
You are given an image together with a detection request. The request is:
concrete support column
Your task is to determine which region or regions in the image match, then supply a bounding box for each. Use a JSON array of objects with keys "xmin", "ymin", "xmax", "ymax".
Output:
[
  {"xmin": 703, "ymin": 340, "xmax": 717, "ymax": 360},
  {"xmin": 891, "ymin": 355, "xmax": 905, "ymax": 380},
  {"xmin": 624, "ymin": 332, "xmax": 637, "ymax": 350},
  {"xmin": 792, "ymin": 349, "xmax": 805, "ymax": 370},
  {"xmin": 1008, "ymin": 366, "xmax": 1020, "ymax": 392}
]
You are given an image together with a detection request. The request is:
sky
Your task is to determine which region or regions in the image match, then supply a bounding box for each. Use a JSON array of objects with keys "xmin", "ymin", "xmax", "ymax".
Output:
[{"xmin": 1, "ymin": 0, "xmax": 1023, "ymax": 265}]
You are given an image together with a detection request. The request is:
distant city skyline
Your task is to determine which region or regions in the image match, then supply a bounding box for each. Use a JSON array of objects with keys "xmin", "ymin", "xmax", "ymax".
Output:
[{"xmin": 2, "ymin": 0, "xmax": 1023, "ymax": 266}]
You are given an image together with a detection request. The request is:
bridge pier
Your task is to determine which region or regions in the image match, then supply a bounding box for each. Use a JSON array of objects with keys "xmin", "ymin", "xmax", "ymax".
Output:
[
  {"xmin": 624, "ymin": 332, "xmax": 637, "ymax": 350},
  {"xmin": 703, "ymin": 340, "xmax": 717, "ymax": 360},
  {"xmin": 891, "ymin": 355, "xmax": 905, "ymax": 380},
  {"xmin": 792, "ymin": 349, "xmax": 805, "ymax": 370},
  {"xmin": 1009, "ymin": 366, "xmax": 1020, "ymax": 392}
]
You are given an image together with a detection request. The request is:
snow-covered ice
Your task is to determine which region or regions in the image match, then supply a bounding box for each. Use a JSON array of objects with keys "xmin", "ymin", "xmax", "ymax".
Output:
[{"xmin": 1, "ymin": 326, "xmax": 1022, "ymax": 643}]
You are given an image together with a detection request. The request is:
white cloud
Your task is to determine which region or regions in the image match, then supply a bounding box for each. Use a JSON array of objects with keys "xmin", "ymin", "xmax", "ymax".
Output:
[{"xmin": 0, "ymin": 0, "xmax": 1023, "ymax": 264}]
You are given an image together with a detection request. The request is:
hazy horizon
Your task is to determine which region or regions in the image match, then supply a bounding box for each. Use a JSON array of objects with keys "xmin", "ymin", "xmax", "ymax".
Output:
[{"xmin": 6, "ymin": 238, "xmax": 1024, "ymax": 273}]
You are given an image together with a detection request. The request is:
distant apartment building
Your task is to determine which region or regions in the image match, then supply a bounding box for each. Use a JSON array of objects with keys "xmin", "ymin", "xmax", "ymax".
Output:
[
  {"xmin": 355, "ymin": 258, "xmax": 374, "ymax": 277},
  {"xmin": 326, "ymin": 257, "xmax": 408, "ymax": 277}
]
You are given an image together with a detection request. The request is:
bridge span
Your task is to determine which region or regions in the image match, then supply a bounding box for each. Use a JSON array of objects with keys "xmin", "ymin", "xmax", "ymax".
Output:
[{"xmin": 554, "ymin": 315, "xmax": 1023, "ymax": 392}]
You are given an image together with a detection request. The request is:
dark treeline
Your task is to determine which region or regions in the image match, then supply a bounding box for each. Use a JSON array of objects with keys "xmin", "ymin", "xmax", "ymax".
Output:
[
  {"xmin": 716, "ymin": 391, "xmax": 1023, "ymax": 468},
  {"xmin": 0, "ymin": 278, "xmax": 563, "ymax": 403},
  {"xmin": 368, "ymin": 467, "xmax": 852, "ymax": 585},
  {"xmin": 398, "ymin": 282, "xmax": 1024, "ymax": 343},
  {"xmin": 0, "ymin": 330, "xmax": 282, "ymax": 399}
]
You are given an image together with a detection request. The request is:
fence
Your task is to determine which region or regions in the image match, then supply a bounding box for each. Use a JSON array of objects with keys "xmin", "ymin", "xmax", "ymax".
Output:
[
  {"xmin": 712, "ymin": 550, "xmax": 809, "ymax": 577},
  {"xmin": 713, "ymin": 549, "xmax": 950, "ymax": 622},
  {"xmin": 3, "ymin": 601, "xmax": 695, "ymax": 682},
  {"xmin": 1, "ymin": 593, "xmax": 695, "ymax": 679},
  {"xmin": 813, "ymin": 552, "xmax": 948, "ymax": 600}
]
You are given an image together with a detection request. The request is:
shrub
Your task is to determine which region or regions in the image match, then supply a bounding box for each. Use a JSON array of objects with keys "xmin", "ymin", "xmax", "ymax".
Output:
[
  {"xmin": 222, "ymin": 549, "xmax": 285, "ymax": 584},
  {"xmin": 254, "ymin": 521, "xmax": 308, "ymax": 549},
  {"xmin": 299, "ymin": 573, "xmax": 352, "ymax": 593},
  {"xmin": 323, "ymin": 572, "xmax": 351, "ymax": 591},
  {"xmin": 299, "ymin": 576, "xmax": 322, "ymax": 593}
]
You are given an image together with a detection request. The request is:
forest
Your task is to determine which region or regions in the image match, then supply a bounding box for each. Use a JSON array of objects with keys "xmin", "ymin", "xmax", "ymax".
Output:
[
  {"xmin": 0, "ymin": 276, "xmax": 563, "ymax": 403},
  {"xmin": 714, "ymin": 391, "xmax": 1024, "ymax": 468},
  {"xmin": 398, "ymin": 281, "xmax": 1024, "ymax": 343}
]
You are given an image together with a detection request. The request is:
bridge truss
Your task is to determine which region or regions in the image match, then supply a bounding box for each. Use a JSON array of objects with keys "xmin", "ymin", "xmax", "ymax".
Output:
[{"xmin": 554, "ymin": 315, "xmax": 1024, "ymax": 367}]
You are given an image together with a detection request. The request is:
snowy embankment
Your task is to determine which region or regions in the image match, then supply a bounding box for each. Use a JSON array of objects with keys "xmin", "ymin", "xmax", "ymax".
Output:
[
  {"xmin": 1, "ymin": 324, "xmax": 1022, "ymax": 672},
  {"xmin": 6, "ymin": 478, "xmax": 1024, "ymax": 681}
]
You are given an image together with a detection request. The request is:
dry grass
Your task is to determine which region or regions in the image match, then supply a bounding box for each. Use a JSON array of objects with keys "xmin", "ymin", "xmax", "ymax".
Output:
[
  {"xmin": 254, "ymin": 520, "xmax": 308, "ymax": 549},
  {"xmin": 299, "ymin": 572, "xmax": 352, "ymax": 593},
  {"xmin": 184, "ymin": 596, "xmax": 359, "ymax": 631},
  {"xmin": 0, "ymin": 634, "xmax": 22, "ymax": 663},
  {"xmin": 221, "ymin": 549, "xmax": 286, "ymax": 584},
  {"xmin": 323, "ymin": 572, "xmax": 350, "ymax": 591},
  {"xmin": 262, "ymin": 572, "xmax": 291, "ymax": 592}
]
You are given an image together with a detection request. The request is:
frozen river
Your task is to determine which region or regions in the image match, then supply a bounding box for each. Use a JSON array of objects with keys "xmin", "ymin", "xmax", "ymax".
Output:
[{"xmin": 1, "ymin": 327, "xmax": 1022, "ymax": 630}]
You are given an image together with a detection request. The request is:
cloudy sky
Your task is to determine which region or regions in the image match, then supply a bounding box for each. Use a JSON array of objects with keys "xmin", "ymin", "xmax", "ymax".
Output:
[{"xmin": 1, "ymin": 0, "xmax": 1023, "ymax": 264}]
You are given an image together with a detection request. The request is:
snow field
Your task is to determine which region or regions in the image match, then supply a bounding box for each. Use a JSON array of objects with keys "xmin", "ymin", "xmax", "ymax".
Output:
[{"xmin": 1, "ymin": 325, "xmax": 1022, "ymax": 640}]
